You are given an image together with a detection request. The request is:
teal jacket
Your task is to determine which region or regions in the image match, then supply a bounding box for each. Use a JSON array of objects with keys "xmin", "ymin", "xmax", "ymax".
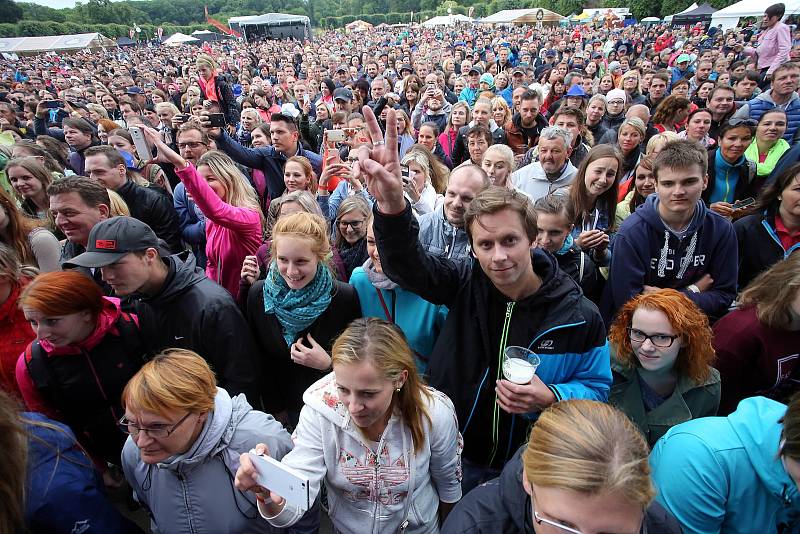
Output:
[
  {"xmin": 609, "ymin": 358, "xmax": 720, "ymax": 447},
  {"xmin": 650, "ymin": 397, "xmax": 800, "ymax": 534},
  {"xmin": 349, "ymin": 267, "xmax": 447, "ymax": 374}
]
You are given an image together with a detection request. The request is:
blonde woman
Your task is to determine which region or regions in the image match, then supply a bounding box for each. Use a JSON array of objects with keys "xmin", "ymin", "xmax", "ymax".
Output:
[
  {"xmin": 401, "ymin": 145, "xmax": 447, "ymax": 216},
  {"xmin": 120, "ymin": 349, "xmax": 311, "ymax": 533},
  {"xmin": 196, "ymin": 53, "xmax": 239, "ymax": 126},
  {"xmin": 618, "ymin": 70, "xmax": 646, "ymax": 105},
  {"xmin": 481, "ymin": 144, "xmax": 516, "ymax": 188},
  {"xmin": 491, "ymin": 97, "xmax": 512, "ymax": 129},
  {"xmin": 143, "ymin": 127, "xmax": 263, "ymax": 296},
  {"xmin": 154, "ymin": 101, "xmax": 180, "ymax": 145},
  {"xmin": 394, "ymin": 109, "xmax": 416, "ymax": 159},
  {"xmin": 235, "ymin": 318, "xmax": 462, "ymax": 534},
  {"xmin": 237, "ymin": 107, "xmax": 263, "ymax": 147},
  {"xmin": 442, "ymin": 400, "xmax": 681, "ymax": 533}
]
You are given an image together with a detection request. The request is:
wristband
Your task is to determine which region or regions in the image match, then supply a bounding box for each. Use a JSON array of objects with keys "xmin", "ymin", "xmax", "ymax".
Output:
[{"xmin": 687, "ymin": 284, "xmax": 700, "ymax": 294}]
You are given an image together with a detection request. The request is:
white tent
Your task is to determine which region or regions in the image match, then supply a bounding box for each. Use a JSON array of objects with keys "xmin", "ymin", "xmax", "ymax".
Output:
[
  {"xmin": 481, "ymin": 8, "xmax": 565, "ymax": 25},
  {"xmin": 0, "ymin": 32, "xmax": 116, "ymax": 55},
  {"xmin": 664, "ymin": 3, "xmax": 698, "ymax": 22},
  {"xmin": 422, "ymin": 14, "xmax": 473, "ymax": 26},
  {"xmin": 162, "ymin": 32, "xmax": 200, "ymax": 46},
  {"xmin": 711, "ymin": 0, "xmax": 800, "ymax": 30}
]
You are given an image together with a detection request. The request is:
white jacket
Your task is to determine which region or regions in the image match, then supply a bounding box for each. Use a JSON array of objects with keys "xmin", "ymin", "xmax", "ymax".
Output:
[
  {"xmin": 260, "ymin": 373, "xmax": 462, "ymax": 533},
  {"xmin": 511, "ymin": 160, "xmax": 577, "ymax": 202}
]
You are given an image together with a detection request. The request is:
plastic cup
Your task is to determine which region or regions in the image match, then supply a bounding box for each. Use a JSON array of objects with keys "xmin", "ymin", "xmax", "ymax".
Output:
[{"xmin": 502, "ymin": 346, "xmax": 540, "ymax": 385}]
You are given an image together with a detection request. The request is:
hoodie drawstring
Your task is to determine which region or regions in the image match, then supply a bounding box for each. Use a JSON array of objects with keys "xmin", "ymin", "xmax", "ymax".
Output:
[
  {"xmin": 657, "ymin": 229, "xmax": 698, "ymax": 280},
  {"xmin": 490, "ymin": 301, "xmax": 515, "ymax": 467}
]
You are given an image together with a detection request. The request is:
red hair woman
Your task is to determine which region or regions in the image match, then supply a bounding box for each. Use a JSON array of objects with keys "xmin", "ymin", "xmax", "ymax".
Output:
[
  {"xmin": 15, "ymin": 271, "xmax": 148, "ymax": 468},
  {"xmin": 608, "ymin": 288, "xmax": 720, "ymax": 446}
]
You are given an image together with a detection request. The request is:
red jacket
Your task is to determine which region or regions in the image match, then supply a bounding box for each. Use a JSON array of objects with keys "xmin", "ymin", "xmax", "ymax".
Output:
[
  {"xmin": 713, "ymin": 305, "xmax": 800, "ymax": 415},
  {"xmin": 0, "ymin": 279, "xmax": 35, "ymax": 399}
]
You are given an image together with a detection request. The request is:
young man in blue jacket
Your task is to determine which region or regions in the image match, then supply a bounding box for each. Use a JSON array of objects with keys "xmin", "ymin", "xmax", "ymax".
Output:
[
  {"xmin": 359, "ymin": 105, "xmax": 611, "ymax": 492},
  {"xmin": 602, "ymin": 139, "xmax": 738, "ymax": 325}
]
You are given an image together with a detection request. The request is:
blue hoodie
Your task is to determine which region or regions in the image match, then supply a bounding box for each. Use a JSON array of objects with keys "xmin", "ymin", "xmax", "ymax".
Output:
[
  {"xmin": 602, "ymin": 195, "xmax": 737, "ymax": 323},
  {"xmin": 650, "ymin": 397, "xmax": 800, "ymax": 534}
]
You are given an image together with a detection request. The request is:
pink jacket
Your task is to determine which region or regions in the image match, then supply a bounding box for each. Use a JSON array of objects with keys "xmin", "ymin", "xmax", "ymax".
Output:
[
  {"xmin": 176, "ymin": 163, "xmax": 263, "ymax": 296},
  {"xmin": 758, "ymin": 21, "xmax": 792, "ymax": 74}
]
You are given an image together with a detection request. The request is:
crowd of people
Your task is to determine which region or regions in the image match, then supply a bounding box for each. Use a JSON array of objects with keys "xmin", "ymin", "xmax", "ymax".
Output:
[{"xmin": 1, "ymin": 3, "xmax": 800, "ymax": 533}]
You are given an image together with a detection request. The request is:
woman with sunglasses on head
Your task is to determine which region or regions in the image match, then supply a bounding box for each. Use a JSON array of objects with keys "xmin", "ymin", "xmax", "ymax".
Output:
[
  {"xmin": 608, "ymin": 289, "xmax": 720, "ymax": 447},
  {"xmin": 442, "ymin": 400, "xmax": 681, "ymax": 534},
  {"xmin": 650, "ymin": 388, "xmax": 800, "ymax": 533},
  {"xmin": 704, "ymin": 119, "xmax": 758, "ymax": 218},
  {"xmin": 120, "ymin": 348, "xmax": 318, "ymax": 534},
  {"xmin": 235, "ymin": 318, "xmax": 461, "ymax": 534}
]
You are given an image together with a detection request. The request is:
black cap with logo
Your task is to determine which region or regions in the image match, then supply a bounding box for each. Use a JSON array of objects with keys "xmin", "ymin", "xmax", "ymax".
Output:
[{"xmin": 63, "ymin": 217, "xmax": 168, "ymax": 268}]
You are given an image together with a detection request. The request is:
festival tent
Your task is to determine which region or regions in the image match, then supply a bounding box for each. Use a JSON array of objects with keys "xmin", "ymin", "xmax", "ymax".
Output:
[
  {"xmin": 664, "ymin": 3, "xmax": 698, "ymax": 22},
  {"xmin": 0, "ymin": 33, "xmax": 116, "ymax": 55},
  {"xmin": 672, "ymin": 3, "xmax": 717, "ymax": 25},
  {"xmin": 191, "ymin": 30, "xmax": 233, "ymax": 42},
  {"xmin": 711, "ymin": 0, "xmax": 800, "ymax": 30},
  {"xmin": 228, "ymin": 13, "xmax": 312, "ymax": 42},
  {"xmin": 481, "ymin": 8, "xmax": 566, "ymax": 25},
  {"xmin": 162, "ymin": 32, "xmax": 200, "ymax": 46},
  {"xmin": 422, "ymin": 14, "xmax": 473, "ymax": 26},
  {"xmin": 116, "ymin": 36, "xmax": 137, "ymax": 47}
]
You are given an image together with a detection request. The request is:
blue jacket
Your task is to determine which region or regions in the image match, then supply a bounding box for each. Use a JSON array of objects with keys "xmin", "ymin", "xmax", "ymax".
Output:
[
  {"xmin": 374, "ymin": 201, "xmax": 611, "ymax": 468},
  {"xmin": 24, "ymin": 412, "xmax": 142, "ymax": 533},
  {"xmin": 214, "ymin": 131, "xmax": 322, "ymax": 201},
  {"xmin": 172, "ymin": 182, "xmax": 207, "ymax": 269},
  {"xmin": 349, "ymin": 265, "xmax": 448, "ymax": 374},
  {"xmin": 602, "ymin": 195, "xmax": 738, "ymax": 323},
  {"xmin": 650, "ymin": 397, "xmax": 800, "ymax": 534}
]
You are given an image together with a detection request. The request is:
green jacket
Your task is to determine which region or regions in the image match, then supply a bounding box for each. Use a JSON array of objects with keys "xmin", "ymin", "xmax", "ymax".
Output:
[{"xmin": 610, "ymin": 358, "xmax": 721, "ymax": 447}]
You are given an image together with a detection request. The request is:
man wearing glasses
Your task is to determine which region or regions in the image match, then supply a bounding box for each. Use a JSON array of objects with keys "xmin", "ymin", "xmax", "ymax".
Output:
[
  {"xmin": 173, "ymin": 124, "xmax": 211, "ymax": 268},
  {"xmin": 603, "ymin": 140, "xmax": 738, "ymax": 325}
]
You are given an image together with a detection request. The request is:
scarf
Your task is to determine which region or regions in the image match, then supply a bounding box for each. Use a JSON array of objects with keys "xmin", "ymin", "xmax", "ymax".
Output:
[
  {"xmin": 338, "ymin": 237, "xmax": 368, "ymax": 278},
  {"xmin": 744, "ymin": 138, "xmax": 790, "ymax": 177},
  {"xmin": 363, "ymin": 257, "xmax": 398, "ymax": 290},
  {"xmin": 198, "ymin": 73, "xmax": 219, "ymax": 103},
  {"xmin": 262, "ymin": 262, "xmax": 333, "ymax": 347}
]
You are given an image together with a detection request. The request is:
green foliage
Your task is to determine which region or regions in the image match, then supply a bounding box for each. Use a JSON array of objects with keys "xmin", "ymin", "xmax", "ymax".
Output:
[{"xmin": 0, "ymin": 0, "xmax": 23, "ymax": 24}]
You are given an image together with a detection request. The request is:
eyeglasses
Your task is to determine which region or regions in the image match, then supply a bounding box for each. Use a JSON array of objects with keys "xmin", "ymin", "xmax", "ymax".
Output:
[
  {"xmin": 608, "ymin": 100, "xmax": 625, "ymax": 105},
  {"xmin": 338, "ymin": 219, "xmax": 365, "ymax": 229},
  {"xmin": 177, "ymin": 141, "xmax": 207, "ymax": 149},
  {"xmin": 118, "ymin": 412, "xmax": 193, "ymax": 438},
  {"xmin": 627, "ymin": 327, "xmax": 679, "ymax": 348},
  {"xmin": 532, "ymin": 496, "xmax": 647, "ymax": 534}
]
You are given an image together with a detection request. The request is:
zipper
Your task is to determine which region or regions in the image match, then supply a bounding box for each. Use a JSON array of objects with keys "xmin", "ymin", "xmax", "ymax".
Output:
[
  {"xmin": 177, "ymin": 470, "xmax": 196, "ymax": 534},
  {"xmin": 489, "ymin": 301, "xmax": 515, "ymax": 466}
]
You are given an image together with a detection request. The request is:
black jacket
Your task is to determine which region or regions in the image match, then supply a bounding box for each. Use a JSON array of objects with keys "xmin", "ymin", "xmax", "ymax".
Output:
[
  {"xmin": 451, "ymin": 123, "xmax": 507, "ymax": 166},
  {"xmin": 246, "ymin": 279, "xmax": 361, "ymax": 414},
  {"xmin": 442, "ymin": 445, "xmax": 683, "ymax": 534},
  {"xmin": 130, "ymin": 253, "xmax": 260, "ymax": 403},
  {"xmin": 198, "ymin": 74, "xmax": 240, "ymax": 127},
  {"xmin": 116, "ymin": 180, "xmax": 183, "ymax": 253},
  {"xmin": 374, "ymin": 203, "xmax": 611, "ymax": 469},
  {"xmin": 734, "ymin": 208, "xmax": 799, "ymax": 289},
  {"xmin": 555, "ymin": 244, "xmax": 602, "ymax": 303}
]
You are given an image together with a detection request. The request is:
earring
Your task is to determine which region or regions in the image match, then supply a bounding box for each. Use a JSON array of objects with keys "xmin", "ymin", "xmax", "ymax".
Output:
[{"xmin": 395, "ymin": 387, "xmax": 401, "ymax": 393}]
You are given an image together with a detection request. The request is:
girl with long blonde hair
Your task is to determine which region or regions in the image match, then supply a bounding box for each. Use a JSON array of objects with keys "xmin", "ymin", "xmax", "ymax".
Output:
[
  {"xmin": 235, "ymin": 318, "xmax": 462, "ymax": 533},
  {"xmin": 142, "ymin": 127, "xmax": 264, "ymax": 296}
]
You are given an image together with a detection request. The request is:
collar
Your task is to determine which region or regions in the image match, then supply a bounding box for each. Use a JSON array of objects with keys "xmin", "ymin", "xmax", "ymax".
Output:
[{"xmin": 775, "ymin": 213, "xmax": 800, "ymax": 237}]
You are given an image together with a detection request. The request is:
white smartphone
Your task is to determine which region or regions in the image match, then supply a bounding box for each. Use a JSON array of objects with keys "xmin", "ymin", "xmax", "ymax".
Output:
[
  {"xmin": 248, "ymin": 451, "xmax": 310, "ymax": 512},
  {"xmin": 129, "ymin": 126, "xmax": 153, "ymax": 161},
  {"xmin": 326, "ymin": 129, "xmax": 346, "ymax": 143}
]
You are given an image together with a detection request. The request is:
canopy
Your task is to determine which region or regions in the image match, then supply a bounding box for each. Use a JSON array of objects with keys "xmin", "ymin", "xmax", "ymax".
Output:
[
  {"xmin": 0, "ymin": 32, "xmax": 116, "ymax": 55},
  {"xmin": 116, "ymin": 36, "xmax": 137, "ymax": 47},
  {"xmin": 711, "ymin": 0, "xmax": 800, "ymax": 30},
  {"xmin": 672, "ymin": 2, "xmax": 717, "ymax": 25},
  {"xmin": 664, "ymin": 3, "xmax": 698, "ymax": 22},
  {"xmin": 481, "ymin": 8, "xmax": 565, "ymax": 25},
  {"xmin": 190, "ymin": 30, "xmax": 233, "ymax": 42},
  {"xmin": 162, "ymin": 32, "xmax": 200, "ymax": 46},
  {"xmin": 642, "ymin": 16, "xmax": 661, "ymax": 22},
  {"xmin": 228, "ymin": 13, "xmax": 311, "ymax": 41},
  {"xmin": 422, "ymin": 14, "xmax": 473, "ymax": 26}
]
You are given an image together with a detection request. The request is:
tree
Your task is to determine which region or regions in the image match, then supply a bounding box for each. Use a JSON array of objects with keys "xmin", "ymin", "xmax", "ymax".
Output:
[{"xmin": 0, "ymin": 0, "xmax": 23, "ymax": 24}]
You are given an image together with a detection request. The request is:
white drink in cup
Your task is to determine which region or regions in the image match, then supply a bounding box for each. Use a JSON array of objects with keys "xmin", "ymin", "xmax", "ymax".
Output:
[{"xmin": 502, "ymin": 346, "xmax": 540, "ymax": 385}]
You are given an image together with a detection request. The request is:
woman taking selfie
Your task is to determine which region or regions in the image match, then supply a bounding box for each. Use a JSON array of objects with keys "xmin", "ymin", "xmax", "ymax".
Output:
[
  {"xmin": 400, "ymin": 145, "xmax": 447, "ymax": 217},
  {"xmin": 120, "ymin": 349, "xmax": 316, "ymax": 534},
  {"xmin": 142, "ymin": 127, "xmax": 264, "ymax": 296},
  {"xmin": 608, "ymin": 289, "xmax": 720, "ymax": 446},
  {"xmin": 246, "ymin": 212, "xmax": 360, "ymax": 425},
  {"xmin": 235, "ymin": 318, "xmax": 462, "ymax": 533},
  {"xmin": 442, "ymin": 400, "xmax": 681, "ymax": 533}
]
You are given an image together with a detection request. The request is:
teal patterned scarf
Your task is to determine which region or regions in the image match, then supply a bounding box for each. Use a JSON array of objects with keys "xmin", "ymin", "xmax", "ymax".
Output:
[{"xmin": 263, "ymin": 262, "xmax": 334, "ymax": 346}]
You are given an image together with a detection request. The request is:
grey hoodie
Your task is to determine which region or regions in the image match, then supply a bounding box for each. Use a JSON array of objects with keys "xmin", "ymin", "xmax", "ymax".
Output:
[
  {"xmin": 259, "ymin": 373, "xmax": 462, "ymax": 534},
  {"xmin": 121, "ymin": 388, "xmax": 305, "ymax": 533}
]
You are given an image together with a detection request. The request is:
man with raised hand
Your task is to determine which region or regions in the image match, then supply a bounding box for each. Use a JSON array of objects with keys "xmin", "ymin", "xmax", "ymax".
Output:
[{"xmin": 360, "ymin": 106, "xmax": 610, "ymax": 493}]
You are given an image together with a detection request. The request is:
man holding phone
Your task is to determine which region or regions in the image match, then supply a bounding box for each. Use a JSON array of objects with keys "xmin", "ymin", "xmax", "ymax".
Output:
[{"xmin": 410, "ymin": 76, "xmax": 451, "ymax": 132}]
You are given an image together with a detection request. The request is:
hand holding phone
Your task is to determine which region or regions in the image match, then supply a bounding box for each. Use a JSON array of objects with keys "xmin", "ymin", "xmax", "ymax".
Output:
[
  {"xmin": 732, "ymin": 197, "xmax": 755, "ymax": 210},
  {"xmin": 129, "ymin": 126, "xmax": 153, "ymax": 161},
  {"xmin": 247, "ymin": 450, "xmax": 310, "ymax": 512}
]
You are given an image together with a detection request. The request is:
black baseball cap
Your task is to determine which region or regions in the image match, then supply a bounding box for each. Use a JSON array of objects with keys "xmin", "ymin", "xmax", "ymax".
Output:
[
  {"xmin": 64, "ymin": 217, "xmax": 168, "ymax": 268},
  {"xmin": 333, "ymin": 87, "xmax": 354, "ymax": 102}
]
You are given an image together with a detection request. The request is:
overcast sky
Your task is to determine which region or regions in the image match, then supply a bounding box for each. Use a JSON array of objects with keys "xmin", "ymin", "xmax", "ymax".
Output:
[{"xmin": 21, "ymin": 0, "xmax": 91, "ymax": 9}]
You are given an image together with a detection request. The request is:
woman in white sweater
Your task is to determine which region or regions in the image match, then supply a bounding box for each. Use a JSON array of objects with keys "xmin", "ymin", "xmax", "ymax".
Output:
[{"xmin": 236, "ymin": 317, "xmax": 462, "ymax": 533}]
